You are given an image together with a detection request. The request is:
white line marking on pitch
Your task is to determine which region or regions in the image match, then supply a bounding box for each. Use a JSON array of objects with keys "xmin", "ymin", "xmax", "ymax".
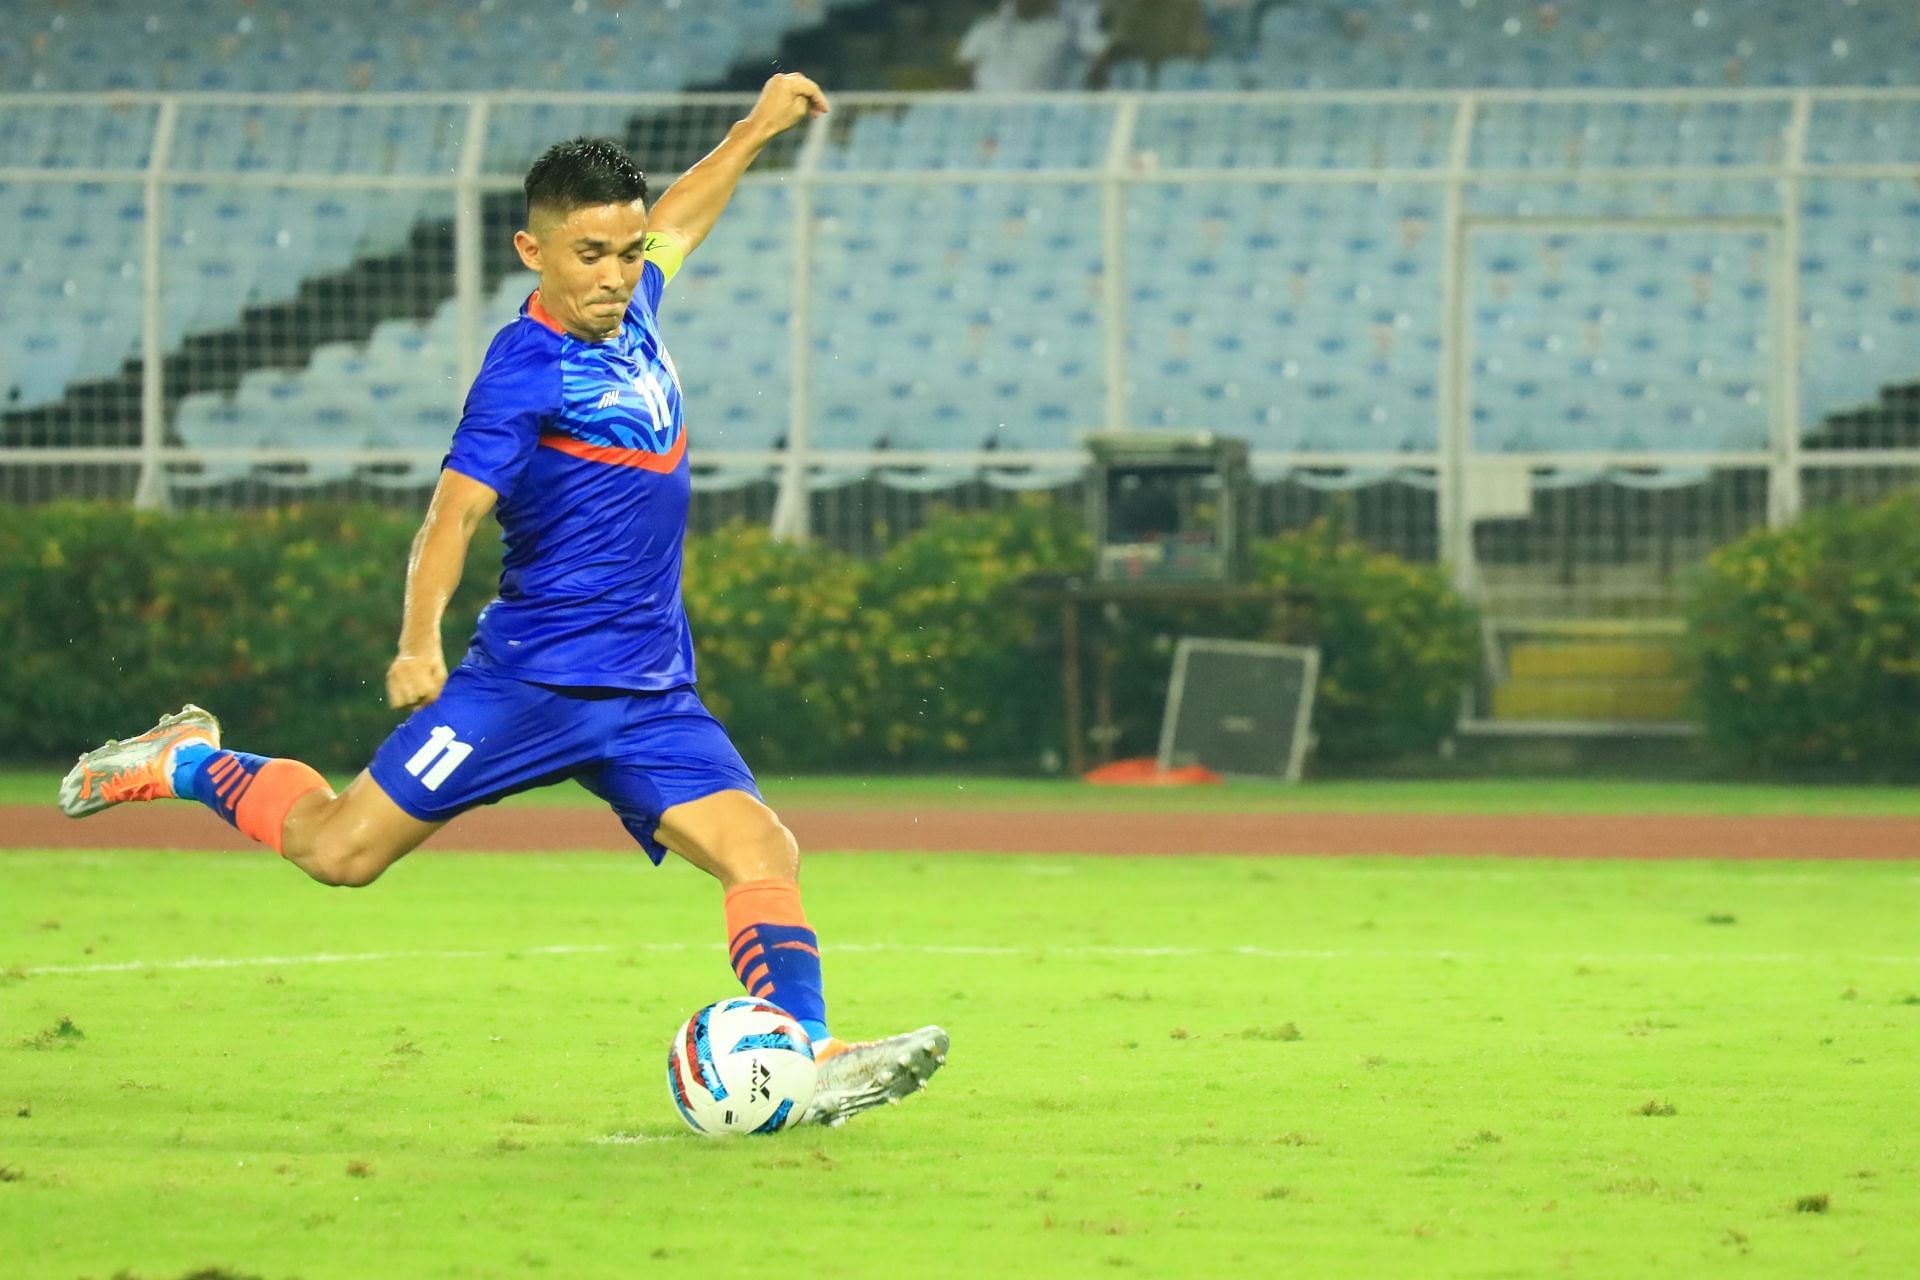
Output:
[
  {"xmin": 15, "ymin": 940, "xmax": 1920, "ymax": 977},
  {"xmin": 19, "ymin": 943, "xmax": 622, "ymax": 976}
]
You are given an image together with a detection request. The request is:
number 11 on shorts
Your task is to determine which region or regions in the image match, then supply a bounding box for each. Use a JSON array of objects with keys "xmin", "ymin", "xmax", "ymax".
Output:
[{"xmin": 404, "ymin": 725, "xmax": 473, "ymax": 791}]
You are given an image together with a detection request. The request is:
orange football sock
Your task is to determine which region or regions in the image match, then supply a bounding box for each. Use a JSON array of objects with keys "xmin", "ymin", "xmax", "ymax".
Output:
[
  {"xmin": 724, "ymin": 878, "xmax": 830, "ymax": 1044},
  {"xmin": 190, "ymin": 753, "xmax": 331, "ymax": 852}
]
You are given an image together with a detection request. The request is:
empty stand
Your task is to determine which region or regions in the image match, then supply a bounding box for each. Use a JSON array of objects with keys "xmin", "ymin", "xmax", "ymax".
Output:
[{"xmin": 0, "ymin": 1, "xmax": 1916, "ymax": 495}]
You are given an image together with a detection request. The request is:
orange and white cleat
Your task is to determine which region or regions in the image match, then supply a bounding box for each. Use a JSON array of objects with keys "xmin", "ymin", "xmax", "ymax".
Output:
[
  {"xmin": 58, "ymin": 705, "xmax": 222, "ymax": 818},
  {"xmin": 803, "ymin": 1025, "xmax": 948, "ymax": 1126}
]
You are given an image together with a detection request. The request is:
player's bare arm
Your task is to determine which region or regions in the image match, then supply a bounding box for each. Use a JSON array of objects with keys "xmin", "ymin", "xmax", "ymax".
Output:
[
  {"xmin": 646, "ymin": 72, "xmax": 831, "ymax": 259},
  {"xmin": 388, "ymin": 468, "xmax": 499, "ymax": 711}
]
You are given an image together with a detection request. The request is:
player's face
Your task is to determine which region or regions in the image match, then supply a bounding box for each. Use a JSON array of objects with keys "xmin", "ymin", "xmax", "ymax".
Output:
[{"xmin": 514, "ymin": 199, "xmax": 650, "ymax": 341}]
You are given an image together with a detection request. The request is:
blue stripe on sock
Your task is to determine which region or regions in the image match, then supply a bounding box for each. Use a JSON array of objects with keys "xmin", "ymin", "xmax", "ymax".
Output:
[
  {"xmin": 169, "ymin": 741, "xmax": 214, "ymax": 799},
  {"xmin": 185, "ymin": 749, "xmax": 273, "ymax": 827},
  {"xmin": 747, "ymin": 922, "xmax": 828, "ymax": 1036}
]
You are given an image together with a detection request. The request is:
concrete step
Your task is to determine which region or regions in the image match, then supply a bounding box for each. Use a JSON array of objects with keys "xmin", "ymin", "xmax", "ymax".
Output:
[
  {"xmin": 1492, "ymin": 678, "xmax": 1691, "ymax": 722},
  {"xmin": 1508, "ymin": 641, "xmax": 1680, "ymax": 680}
]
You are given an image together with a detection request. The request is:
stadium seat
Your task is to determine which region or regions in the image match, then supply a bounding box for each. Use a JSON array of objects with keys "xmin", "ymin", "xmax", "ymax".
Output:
[
  {"xmin": 361, "ymin": 399, "xmax": 455, "ymax": 490},
  {"xmin": 2, "ymin": 325, "xmax": 85, "ymax": 410},
  {"xmin": 254, "ymin": 396, "xmax": 366, "ymax": 488},
  {"xmin": 167, "ymin": 394, "xmax": 253, "ymax": 489}
]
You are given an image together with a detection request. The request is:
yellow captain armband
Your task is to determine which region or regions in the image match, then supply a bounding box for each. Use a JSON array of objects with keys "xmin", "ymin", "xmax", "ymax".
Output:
[{"xmin": 643, "ymin": 231, "xmax": 687, "ymax": 285}]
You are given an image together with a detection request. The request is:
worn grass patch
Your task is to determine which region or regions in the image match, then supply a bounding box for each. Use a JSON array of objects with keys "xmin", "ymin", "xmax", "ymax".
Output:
[{"xmin": 16, "ymin": 1014, "xmax": 83, "ymax": 1049}]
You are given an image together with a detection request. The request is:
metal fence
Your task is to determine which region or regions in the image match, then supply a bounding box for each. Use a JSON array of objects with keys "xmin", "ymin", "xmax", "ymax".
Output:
[{"xmin": 3, "ymin": 89, "xmax": 1919, "ymax": 633}]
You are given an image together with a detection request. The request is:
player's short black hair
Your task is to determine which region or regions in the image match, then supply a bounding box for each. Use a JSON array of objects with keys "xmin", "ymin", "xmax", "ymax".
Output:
[{"xmin": 523, "ymin": 137, "xmax": 649, "ymax": 223}]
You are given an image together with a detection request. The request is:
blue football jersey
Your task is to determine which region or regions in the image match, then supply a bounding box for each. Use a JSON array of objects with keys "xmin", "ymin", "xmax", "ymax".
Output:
[{"xmin": 443, "ymin": 254, "xmax": 695, "ymax": 690}]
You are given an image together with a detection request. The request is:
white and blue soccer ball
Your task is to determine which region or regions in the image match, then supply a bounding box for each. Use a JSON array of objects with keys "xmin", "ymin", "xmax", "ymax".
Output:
[{"xmin": 667, "ymin": 997, "xmax": 816, "ymax": 1136}]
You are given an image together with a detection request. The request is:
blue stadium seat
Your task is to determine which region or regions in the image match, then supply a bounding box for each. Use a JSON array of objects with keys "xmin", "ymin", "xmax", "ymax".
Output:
[
  {"xmin": 1, "ymin": 324, "xmax": 84, "ymax": 410},
  {"xmin": 168, "ymin": 394, "xmax": 252, "ymax": 489},
  {"xmin": 360, "ymin": 399, "xmax": 453, "ymax": 489},
  {"xmin": 252, "ymin": 395, "xmax": 367, "ymax": 488}
]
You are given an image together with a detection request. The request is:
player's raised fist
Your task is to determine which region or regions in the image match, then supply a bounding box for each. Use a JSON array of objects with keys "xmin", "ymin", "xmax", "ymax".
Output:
[
  {"xmin": 745, "ymin": 72, "xmax": 829, "ymax": 140},
  {"xmin": 386, "ymin": 648, "xmax": 448, "ymax": 712}
]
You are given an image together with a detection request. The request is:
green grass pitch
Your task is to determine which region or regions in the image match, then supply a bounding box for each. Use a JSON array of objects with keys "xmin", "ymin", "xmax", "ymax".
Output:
[{"xmin": 3, "ymin": 846, "xmax": 1918, "ymax": 1278}]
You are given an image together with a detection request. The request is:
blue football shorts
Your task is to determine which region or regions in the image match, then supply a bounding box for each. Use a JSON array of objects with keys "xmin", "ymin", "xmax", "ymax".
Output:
[{"xmin": 366, "ymin": 662, "xmax": 759, "ymax": 864}]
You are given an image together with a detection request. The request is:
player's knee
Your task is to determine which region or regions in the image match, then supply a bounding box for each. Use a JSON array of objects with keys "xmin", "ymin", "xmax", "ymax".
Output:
[
  {"xmin": 757, "ymin": 817, "xmax": 801, "ymax": 880},
  {"xmin": 772, "ymin": 819, "xmax": 800, "ymax": 876},
  {"xmin": 723, "ymin": 814, "xmax": 799, "ymax": 884}
]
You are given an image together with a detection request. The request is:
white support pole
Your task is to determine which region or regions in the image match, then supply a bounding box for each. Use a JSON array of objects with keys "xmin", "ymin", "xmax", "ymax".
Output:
[
  {"xmin": 1102, "ymin": 98, "xmax": 1142, "ymax": 434},
  {"xmin": 771, "ymin": 111, "xmax": 831, "ymax": 544},
  {"xmin": 454, "ymin": 98, "xmax": 491, "ymax": 389},
  {"xmin": 131, "ymin": 97, "xmax": 180, "ymax": 511},
  {"xmin": 1769, "ymin": 92, "xmax": 1812, "ymax": 527},
  {"xmin": 1437, "ymin": 94, "xmax": 1478, "ymax": 596}
]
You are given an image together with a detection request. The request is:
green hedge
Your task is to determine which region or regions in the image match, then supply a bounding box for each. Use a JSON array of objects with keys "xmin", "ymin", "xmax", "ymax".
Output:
[
  {"xmin": 685, "ymin": 500, "xmax": 1091, "ymax": 768},
  {"xmin": 1249, "ymin": 521, "xmax": 1480, "ymax": 764},
  {"xmin": 679, "ymin": 523, "xmax": 872, "ymax": 771},
  {"xmin": 0, "ymin": 504, "xmax": 510, "ymax": 768},
  {"xmin": 1686, "ymin": 494, "xmax": 1920, "ymax": 773},
  {"xmin": 861, "ymin": 501, "xmax": 1091, "ymax": 763},
  {"xmin": 0, "ymin": 501, "xmax": 1477, "ymax": 773}
]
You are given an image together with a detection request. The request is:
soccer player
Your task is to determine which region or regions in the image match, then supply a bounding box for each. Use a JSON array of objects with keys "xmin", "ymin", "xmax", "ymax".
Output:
[{"xmin": 58, "ymin": 73, "xmax": 946, "ymax": 1127}]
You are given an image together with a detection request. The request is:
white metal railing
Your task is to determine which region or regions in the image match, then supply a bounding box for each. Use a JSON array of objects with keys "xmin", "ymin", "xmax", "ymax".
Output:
[{"xmin": 1, "ymin": 89, "xmax": 1918, "ymax": 584}]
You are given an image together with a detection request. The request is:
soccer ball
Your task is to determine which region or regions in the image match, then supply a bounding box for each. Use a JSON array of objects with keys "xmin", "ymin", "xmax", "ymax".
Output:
[{"xmin": 666, "ymin": 997, "xmax": 817, "ymax": 1136}]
